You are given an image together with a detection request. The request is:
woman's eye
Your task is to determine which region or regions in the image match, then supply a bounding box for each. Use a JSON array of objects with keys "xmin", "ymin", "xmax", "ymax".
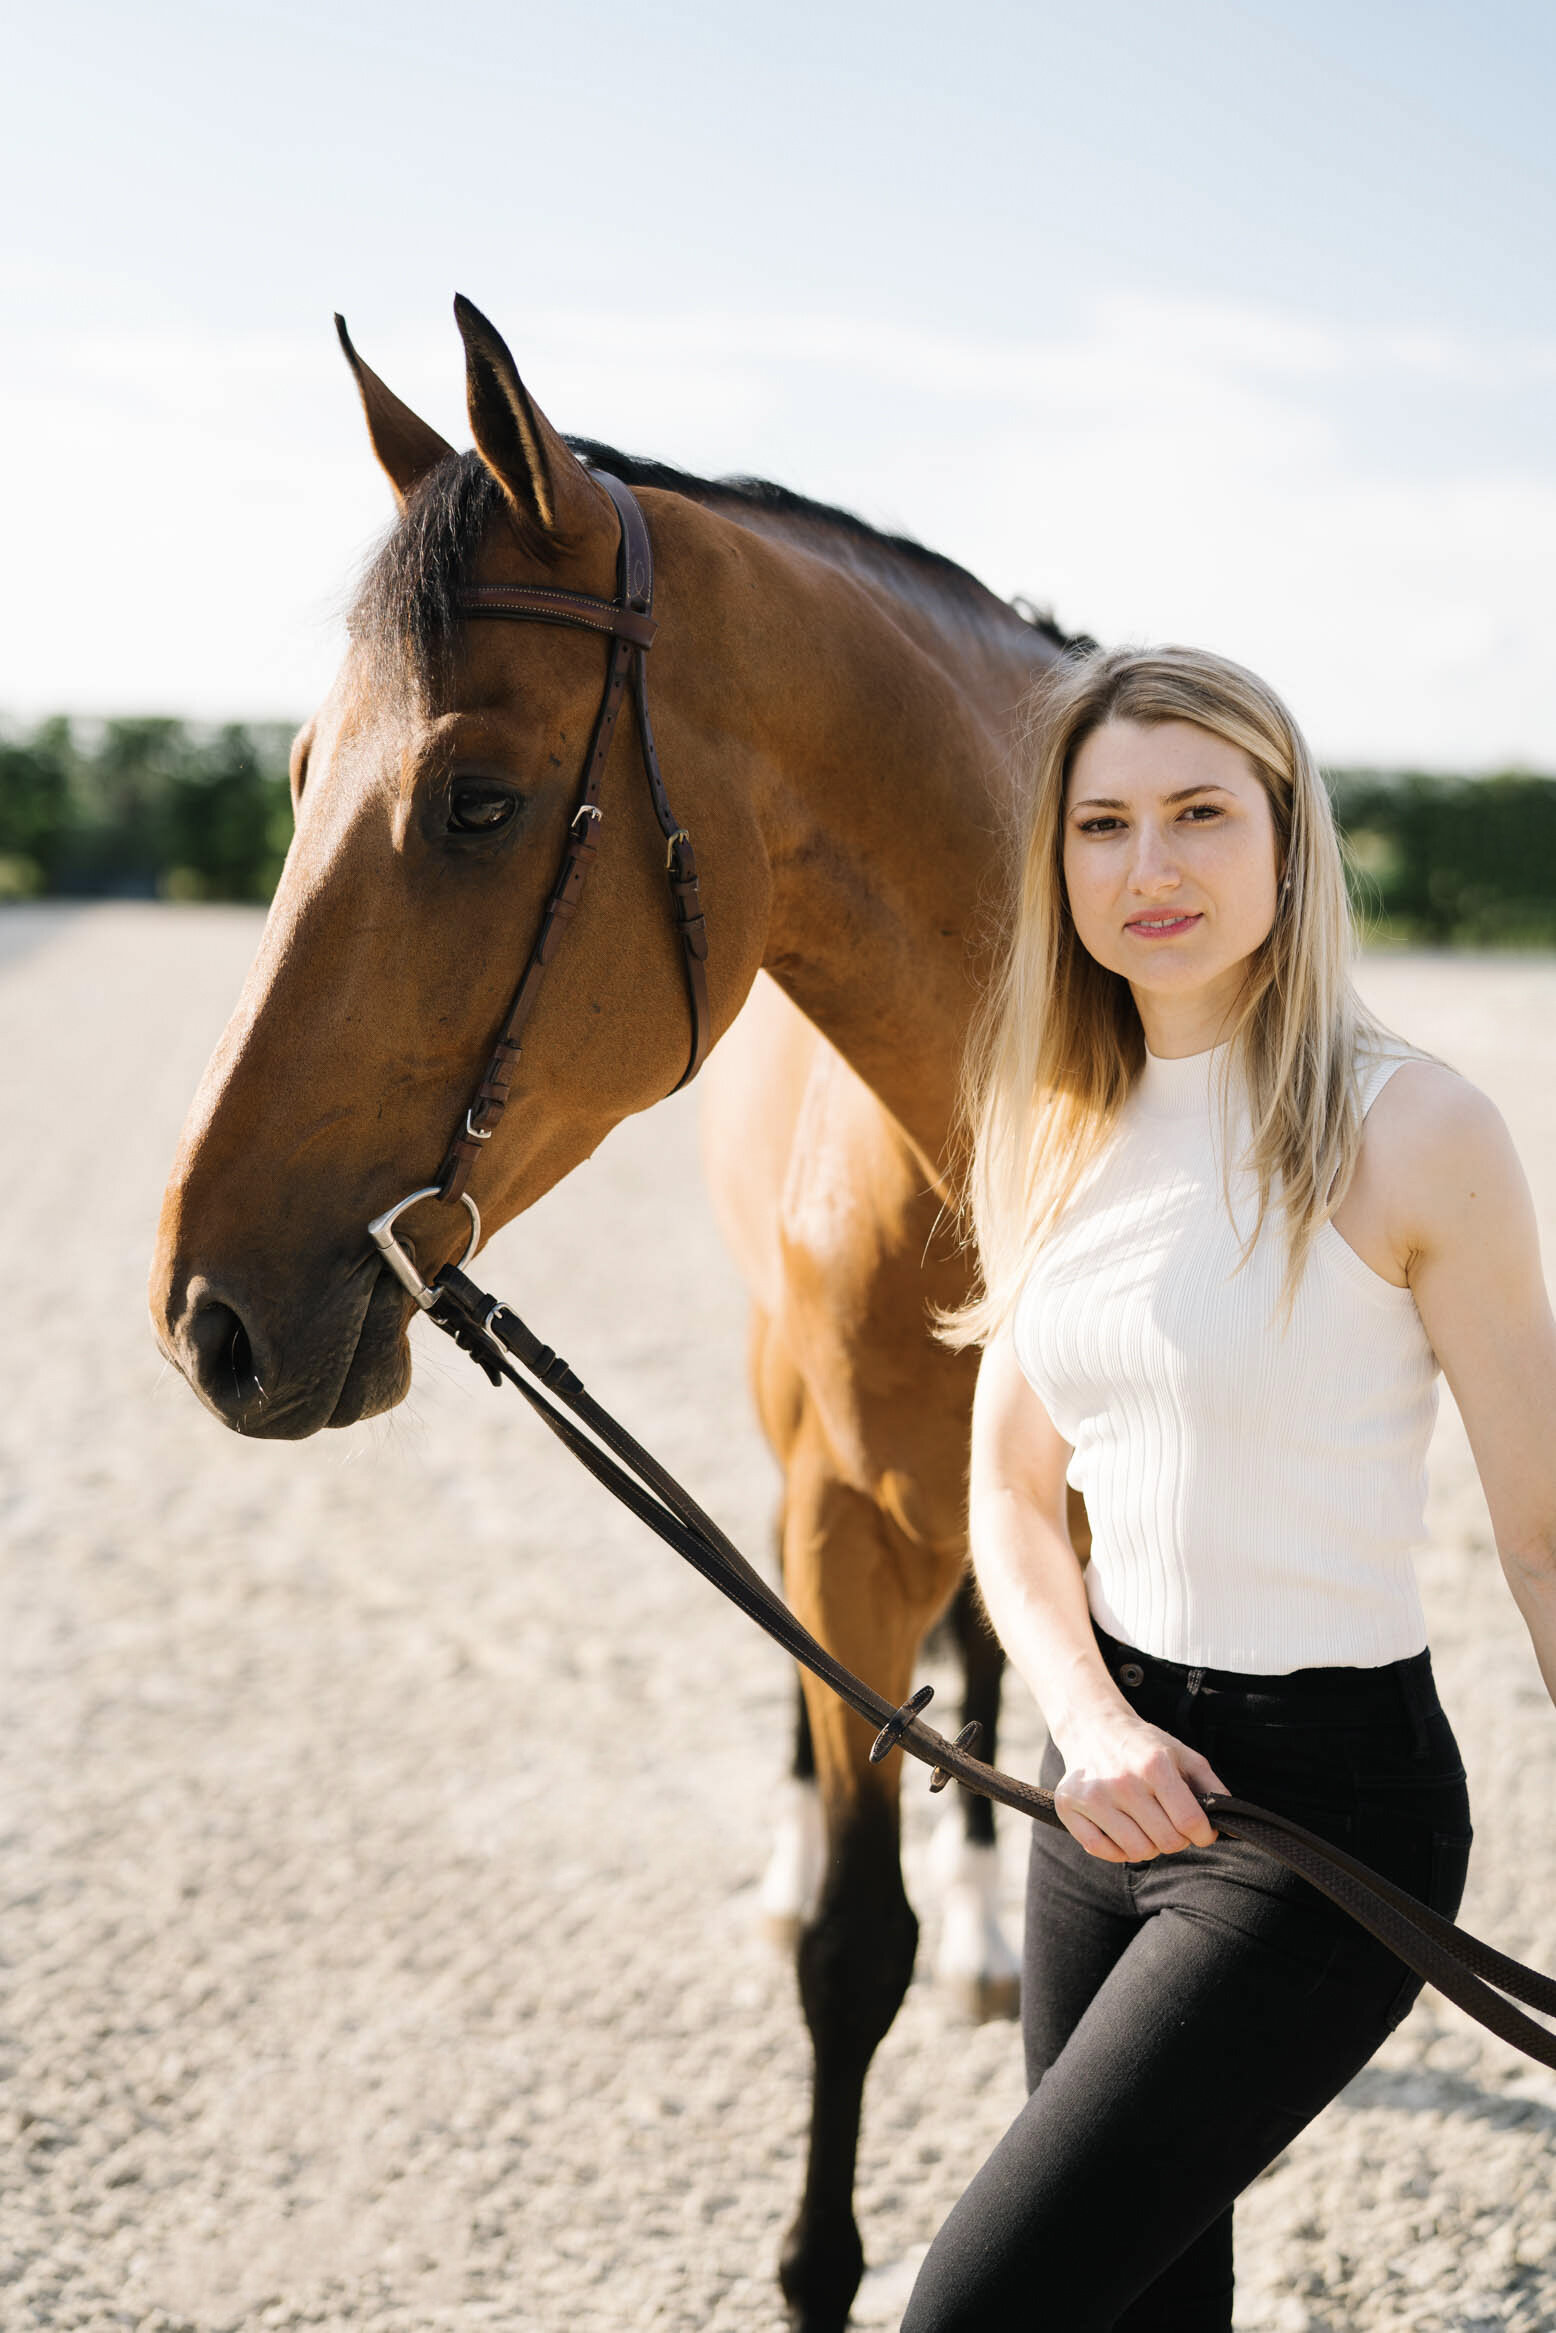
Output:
[
  {"xmin": 448, "ymin": 781, "xmax": 520, "ymax": 835},
  {"xmin": 1078, "ymin": 815, "xmax": 1124, "ymax": 835},
  {"xmin": 1180, "ymin": 802, "xmax": 1224, "ymax": 823}
]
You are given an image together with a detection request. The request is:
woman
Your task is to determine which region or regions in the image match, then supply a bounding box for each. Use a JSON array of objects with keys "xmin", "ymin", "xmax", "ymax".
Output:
[{"xmin": 901, "ymin": 646, "xmax": 1556, "ymax": 2332}]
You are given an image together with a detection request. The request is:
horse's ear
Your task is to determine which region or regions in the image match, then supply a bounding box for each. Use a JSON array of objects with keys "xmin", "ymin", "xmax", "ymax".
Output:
[
  {"xmin": 453, "ymin": 293, "xmax": 607, "ymax": 556},
  {"xmin": 335, "ymin": 315, "xmax": 454, "ymax": 509}
]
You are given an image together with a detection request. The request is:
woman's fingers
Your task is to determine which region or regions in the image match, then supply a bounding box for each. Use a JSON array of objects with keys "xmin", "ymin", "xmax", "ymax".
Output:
[
  {"xmin": 1177, "ymin": 1748, "xmax": 1230, "ymax": 1839},
  {"xmin": 1057, "ymin": 1807, "xmax": 1133, "ymax": 1863},
  {"xmin": 1057, "ymin": 1795, "xmax": 1161, "ymax": 1862},
  {"xmin": 1129, "ymin": 1768, "xmax": 1213, "ymax": 1854},
  {"xmin": 1154, "ymin": 1760, "xmax": 1220, "ymax": 1849},
  {"xmin": 1056, "ymin": 1729, "xmax": 1227, "ymax": 1860},
  {"xmin": 1056, "ymin": 1776, "xmax": 1175, "ymax": 1861},
  {"xmin": 1094, "ymin": 1751, "xmax": 1210, "ymax": 1854}
]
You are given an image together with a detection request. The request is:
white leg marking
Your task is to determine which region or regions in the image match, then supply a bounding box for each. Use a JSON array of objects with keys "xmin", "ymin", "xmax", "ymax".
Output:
[
  {"xmin": 757, "ymin": 1776, "xmax": 826, "ymax": 1948},
  {"xmin": 928, "ymin": 1808, "xmax": 1021, "ymax": 2022}
]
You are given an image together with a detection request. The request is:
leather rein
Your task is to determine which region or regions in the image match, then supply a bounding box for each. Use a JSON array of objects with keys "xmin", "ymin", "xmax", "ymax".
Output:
[{"xmin": 365, "ymin": 474, "xmax": 1556, "ymax": 2073}]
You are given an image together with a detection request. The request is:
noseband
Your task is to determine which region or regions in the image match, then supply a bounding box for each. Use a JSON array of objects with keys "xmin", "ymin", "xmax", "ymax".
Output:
[{"xmin": 369, "ymin": 469, "xmax": 709, "ymax": 1295}]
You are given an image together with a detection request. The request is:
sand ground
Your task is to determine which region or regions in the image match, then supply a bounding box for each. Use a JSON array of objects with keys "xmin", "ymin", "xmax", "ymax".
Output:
[{"xmin": 2, "ymin": 904, "xmax": 1553, "ymax": 2332}]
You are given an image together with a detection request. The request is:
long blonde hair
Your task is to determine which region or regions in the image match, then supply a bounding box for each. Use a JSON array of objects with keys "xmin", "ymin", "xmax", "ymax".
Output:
[{"xmin": 944, "ymin": 643, "xmax": 1387, "ymax": 1349}]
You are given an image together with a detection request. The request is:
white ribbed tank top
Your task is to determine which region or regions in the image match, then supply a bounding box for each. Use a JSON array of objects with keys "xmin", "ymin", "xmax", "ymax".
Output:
[{"xmin": 1012, "ymin": 1045, "xmax": 1438, "ymax": 1673}]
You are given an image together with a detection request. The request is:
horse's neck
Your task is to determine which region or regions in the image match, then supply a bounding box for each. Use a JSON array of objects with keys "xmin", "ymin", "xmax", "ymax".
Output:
[{"xmin": 690, "ymin": 510, "xmax": 1047, "ymax": 1172}]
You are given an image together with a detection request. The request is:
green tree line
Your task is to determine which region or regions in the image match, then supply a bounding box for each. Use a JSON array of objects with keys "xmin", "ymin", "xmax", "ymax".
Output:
[
  {"xmin": 2, "ymin": 720, "xmax": 1555, "ymax": 945},
  {"xmin": 0, "ymin": 717, "xmax": 293, "ymax": 903},
  {"xmin": 1329, "ymin": 770, "xmax": 1556, "ymax": 947}
]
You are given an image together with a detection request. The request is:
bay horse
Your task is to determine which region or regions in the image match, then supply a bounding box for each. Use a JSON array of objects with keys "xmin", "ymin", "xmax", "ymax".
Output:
[{"xmin": 151, "ymin": 297, "xmax": 1079, "ymax": 2331}]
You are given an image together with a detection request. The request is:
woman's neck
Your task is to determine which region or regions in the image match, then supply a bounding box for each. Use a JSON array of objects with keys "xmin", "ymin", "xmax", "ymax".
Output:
[{"xmin": 1130, "ymin": 969, "xmax": 1247, "ymax": 1060}]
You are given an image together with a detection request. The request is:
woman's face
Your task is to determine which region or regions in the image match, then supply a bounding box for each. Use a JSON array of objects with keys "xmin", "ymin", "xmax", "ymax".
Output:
[{"xmin": 1061, "ymin": 718, "xmax": 1280, "ymax": 1043}]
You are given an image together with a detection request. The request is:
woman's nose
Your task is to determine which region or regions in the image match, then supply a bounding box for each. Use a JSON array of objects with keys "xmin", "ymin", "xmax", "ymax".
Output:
[{"xmin": 1128, "ymin": 833, "xmax": 1181, "ymax": 894}]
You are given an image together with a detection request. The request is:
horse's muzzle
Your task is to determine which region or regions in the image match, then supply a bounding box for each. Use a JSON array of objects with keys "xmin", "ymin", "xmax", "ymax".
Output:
[{"xmin": 160, "ymin": 1261, "xmax": 410, "ymax": 1438}]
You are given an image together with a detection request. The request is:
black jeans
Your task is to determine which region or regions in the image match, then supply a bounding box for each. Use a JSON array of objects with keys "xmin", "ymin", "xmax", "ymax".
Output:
[{"xmin": 901, "ymin": 1626, "xmax": 1472, "ymax": 2333}]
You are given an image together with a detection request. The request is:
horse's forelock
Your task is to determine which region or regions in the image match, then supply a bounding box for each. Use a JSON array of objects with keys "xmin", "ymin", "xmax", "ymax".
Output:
[{"xmin": 348, "ymin": 450, "xmax": 506, "ymax": 699}]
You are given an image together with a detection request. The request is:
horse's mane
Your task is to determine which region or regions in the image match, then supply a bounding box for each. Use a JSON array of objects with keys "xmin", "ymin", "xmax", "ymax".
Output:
[
  {"xmin": 567, "ymin": 439, "xmax": 1077, "ymax": 652},
  {"xmin": 350, "ymin": 444, "xmax": 1082, "ymax": 688}
]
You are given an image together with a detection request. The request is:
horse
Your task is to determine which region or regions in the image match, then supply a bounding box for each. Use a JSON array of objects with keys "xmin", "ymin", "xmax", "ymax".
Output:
[{"xmin": 150, "ymin": 296, "xmax": 1079, "ymax": 2331}]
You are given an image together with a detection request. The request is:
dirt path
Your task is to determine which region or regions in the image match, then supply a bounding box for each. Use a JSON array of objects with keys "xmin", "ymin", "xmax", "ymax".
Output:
[{"xmin": 2, "ymin": 906, "xmax": 1553, "ymax": 2332}]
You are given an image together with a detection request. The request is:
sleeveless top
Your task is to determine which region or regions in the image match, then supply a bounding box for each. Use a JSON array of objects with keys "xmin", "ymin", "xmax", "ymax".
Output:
[{"xmin": 1011, "ymin": 1045, "xmax": 1437, "ymax": 1672}]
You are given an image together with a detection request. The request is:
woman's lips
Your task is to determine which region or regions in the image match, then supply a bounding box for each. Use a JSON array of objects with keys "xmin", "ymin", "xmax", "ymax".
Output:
[{"xmin": 1124, "ymin": 910, "xmax": 1203, "ymax": 939}]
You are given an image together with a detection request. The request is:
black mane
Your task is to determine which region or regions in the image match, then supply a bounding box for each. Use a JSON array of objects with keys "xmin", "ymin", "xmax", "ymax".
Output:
[
  {"xmin": 568, "ymin": 439, "xmax": 1075, "ymax": 649},
  {"xmin": 350, "ymin": 441, "xmax": 1077, "ymax": 687}
]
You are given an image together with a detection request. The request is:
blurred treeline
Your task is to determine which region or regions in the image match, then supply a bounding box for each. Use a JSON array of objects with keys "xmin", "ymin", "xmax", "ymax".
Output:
[
  {"xmin": 0, "ymin": 717, "xmax": 293, "ymax": 903},
  {"xmin": 1328, "ymin": 770, "xmax": 1556, "ymax": 947},
  {"xmin": 2, "ymin": 718, "xmax": 1555, "ymax": 945}
]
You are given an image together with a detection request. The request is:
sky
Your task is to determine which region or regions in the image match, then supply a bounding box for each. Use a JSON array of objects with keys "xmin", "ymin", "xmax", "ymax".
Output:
[{"xmin": 4, "ymin": 0, "xmax": 1553, "ymax": 765}]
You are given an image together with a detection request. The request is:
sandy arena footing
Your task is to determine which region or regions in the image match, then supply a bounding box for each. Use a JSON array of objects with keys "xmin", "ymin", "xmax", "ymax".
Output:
[{"xmin": 2, "ymin": 904, "xmax": 1554, "ymax": 2331}]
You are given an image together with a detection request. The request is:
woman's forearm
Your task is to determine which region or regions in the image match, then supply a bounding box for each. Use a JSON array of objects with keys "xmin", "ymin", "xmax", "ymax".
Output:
[
  {"xmin": 970, "ymin": 1483, "xmax": 1131, "ymax": 1749},
  {"xmin": 1499, "ymin": 1550, "xmax": 1556, "ymax": 1707}
]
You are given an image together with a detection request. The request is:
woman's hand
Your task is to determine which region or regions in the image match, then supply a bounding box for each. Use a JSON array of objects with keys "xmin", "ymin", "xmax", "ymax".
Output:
[{"xmin": 1054, "ymin": 1717, "xmax": 1228, "ymax": 1862}]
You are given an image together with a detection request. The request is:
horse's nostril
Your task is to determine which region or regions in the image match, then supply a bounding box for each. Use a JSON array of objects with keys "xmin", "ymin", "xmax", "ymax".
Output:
[
  {"xmin": 226, "ymin": 1315, "xmax": 261, "ymax": 1400},
  {"xmin": 186, "ymin": 1296, "xmax": 265, "ymax": 1413}
]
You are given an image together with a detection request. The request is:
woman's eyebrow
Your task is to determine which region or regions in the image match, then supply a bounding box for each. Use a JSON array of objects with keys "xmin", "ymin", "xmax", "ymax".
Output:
[{"xmin": 1068, "ymin": 783, "xmax": 1235, "ymax": 812}]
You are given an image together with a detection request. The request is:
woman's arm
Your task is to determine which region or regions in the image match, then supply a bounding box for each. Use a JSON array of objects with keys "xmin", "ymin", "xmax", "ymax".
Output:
[
  {"xmin": 1373, "ymin": 1064, "xmax": 1556, "ymax": 1705},
  {"xmin": 970, "ymin": 1331, "xmax": 1226, "ymax": 1861}
]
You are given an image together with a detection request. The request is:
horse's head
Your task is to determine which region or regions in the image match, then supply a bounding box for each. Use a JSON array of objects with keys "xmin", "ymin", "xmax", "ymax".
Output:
[{"xmin": 152, "ymin": 299, "xmax": 768, "ymax": 1438}]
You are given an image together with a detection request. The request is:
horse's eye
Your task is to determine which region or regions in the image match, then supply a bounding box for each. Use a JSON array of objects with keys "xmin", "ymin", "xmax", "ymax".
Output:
[{"xmin": 448, "ymin": 780, "xmax": 520, "ymax": 835}]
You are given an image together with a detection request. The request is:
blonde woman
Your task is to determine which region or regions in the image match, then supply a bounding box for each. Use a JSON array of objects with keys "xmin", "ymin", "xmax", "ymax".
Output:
[{"xmin": 901, "ymin": 647, "xmax": 1556, "ymax": 2332}]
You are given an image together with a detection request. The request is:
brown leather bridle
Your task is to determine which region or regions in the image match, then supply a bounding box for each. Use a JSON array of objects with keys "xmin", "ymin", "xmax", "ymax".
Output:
[{"xmin": 368, "ymin": 469, "xmax": 709, "ymax": 1291}]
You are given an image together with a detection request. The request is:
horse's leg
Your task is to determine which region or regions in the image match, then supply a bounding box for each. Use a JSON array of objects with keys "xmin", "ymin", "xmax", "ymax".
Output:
[
  {"xmin": 745, "ymin": 1300, "xmax": 829, "ymax": 1947},
  {"xmin": 792, "ymin": 1682, "xmax": 816, "ymax": 1783},
  {"xmin": 927, "ymin": 1576, "xmax": 1020, "ymax": 2020},
  {"xmin": 925, "ymin": 1495, "xmax": 1087, "ymax": 2016},
  {"xmin": 777, "ymin": 1417, "xmax": 959, "ymax": 2333},
  {"xmin": 760, "ymin": 1676, "xmax": 826, "ymax": 1945},
  {"xmin": 951, "ymin": 1575, "xmax": 1001, "ymax": 1851}
]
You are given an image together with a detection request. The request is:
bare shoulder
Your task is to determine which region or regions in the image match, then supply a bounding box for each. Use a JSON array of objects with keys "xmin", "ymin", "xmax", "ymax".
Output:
[
  {"xmin": 1366, "ymin": 1056, "xmax": 1511, "ymax": 1170},
  {"xmin": 1362, "ymin": 1056, "xmax": 1531, "ymax": 1257}
]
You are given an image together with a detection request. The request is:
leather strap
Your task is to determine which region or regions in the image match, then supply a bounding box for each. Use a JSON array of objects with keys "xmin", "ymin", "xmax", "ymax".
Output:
[
  {"xmin": 424, "ymin": 1257, "xmax": 1556, "ymax": 2073},
  {"xmin": 435, "ymin": 471, "xmax": 709, "ymax": 1201},
  {"xmin": 457, "ymin": 584, "xmax": 659, "ymax": 649},
  {"xmin": 630, "ymin": 609, "xmax": 709, "ymax": 1092}
]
